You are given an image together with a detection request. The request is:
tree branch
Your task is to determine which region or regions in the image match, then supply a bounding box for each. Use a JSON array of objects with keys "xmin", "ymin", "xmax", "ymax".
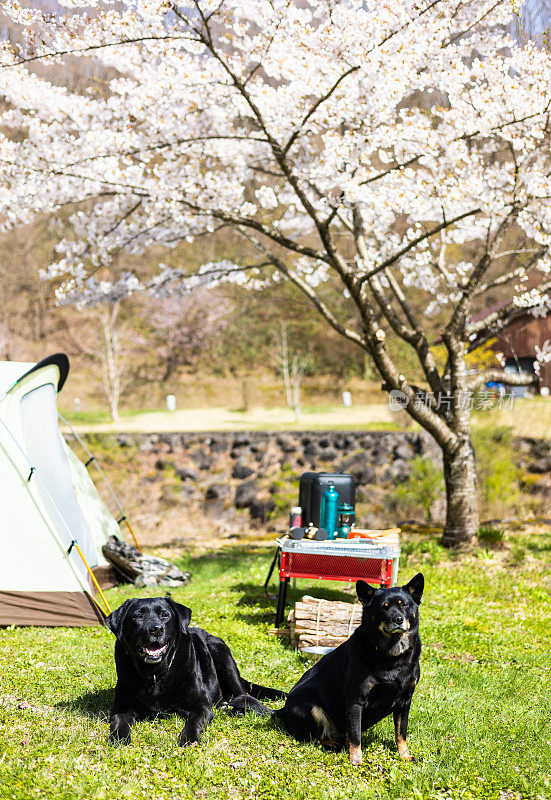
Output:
[
  {"xmin": 358, "ymin": 207, "xmax": 481, "ymax": 286},
  {"xmin": 474, "ymin": 248, "xmax": 547, "ymax": 296},
  {"xmin": 468, "ymin": 369, "xmax": 538, "ymax": 391},
  {"xmin": 3, "ymin": 34, "xmax": 196, "ymax": 69}
]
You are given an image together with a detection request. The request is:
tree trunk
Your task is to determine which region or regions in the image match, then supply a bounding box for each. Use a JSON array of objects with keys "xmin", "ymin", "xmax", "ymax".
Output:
[
  {"xmin": 99, "ymin": 304, "xmax": 121, "ymax": 423},
  {"xmin": 441, "ymin": 438, "xmax": 479, "ymax": 546}
]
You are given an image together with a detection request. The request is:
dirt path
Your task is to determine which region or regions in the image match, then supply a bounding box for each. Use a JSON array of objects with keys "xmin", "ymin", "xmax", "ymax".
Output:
[{"xmin": 71, "ymin": 403, "xmax": 396, "ymax": 433}]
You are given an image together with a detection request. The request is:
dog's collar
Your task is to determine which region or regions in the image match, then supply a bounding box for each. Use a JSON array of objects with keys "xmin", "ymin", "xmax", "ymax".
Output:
[{"xmin": 147, "ymin": 647, "xmax": 177, "ymax": 683}]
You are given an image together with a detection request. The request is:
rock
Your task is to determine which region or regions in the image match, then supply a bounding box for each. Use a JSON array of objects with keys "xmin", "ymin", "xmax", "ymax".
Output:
[
  {"xmin": 180, "ymin": 483, "xmax": 199, "ymax": 500},
  {"xmin": 260, "ymin": 443, "xmax": 282, "ymax": 468},
  {"xmin": 340, "ymin": 452, "xmax": 376, "ymax": 485},
  {"xmin": 233, "ymin": 434, "xmax": 251, "ymax": 447},
  {"xmin": 354, "ymin": 484, "xmax": 387, "ymax": 505},
  {"xmin": 139, "ymin": 475, "xmax": 158, "ymax": 486},
  {"xmin": 372, "ymin": 447, "xmax": 390, "ymax": 466},
  {"xmin": 359, "ymin": 434, "xmax": 376, "ymax": 450},
  {"xmin": 277, "ymin": 434, "xmax": 298, "ymax": 453},
  {"xmin": 304, "ymin": 441, "xmax": 322, "ymax": 458},
  {"xmin": 159, "ymin": 433, "xmax": 180, "ymax": 451},
  {"xmin": 176, "ymin": 466, "xmax": 201, "ymax": 482},
  {"xmin": 210, "ymin": 439, "xmax": 229, "ymax": 454},
  {"xmin": 394, "ymin": 441, "xmax": 415, "ymax": 461},
  {"xmin": 526, "ymin": 458, "xmax": 551, "ymax": 474},
  {"xmin": 249, "ymin": 498, "xmax": 276, "ymax": 523},
  {"xmin": 191, "ymin": 449, "xmax": 215, "ymax": 470},
  {"xmin": 117, "ymin": 434, "xmax": 131, "ymax": 448},
  {"xmin": 230, "ymin": 445, "xmax": 251, "ymax": 459},
  {"xmin": 205, "ymin": 483, "xmax": 231, "ymax": 500},
  {"xmin": 391, "ymin": 458, "xmax": 411, "ymax": 483},
  {"xmin": 159, "ymin": 489, "xmax": 182, "ymax": 507},
  {"xmin": 234, "ymin": 480, "xmax": 258, "ymax": 508},
  {"xmin": 251, "ymin": 440, "xmax": 270, "ymax": 455},
  {"xmin": 232, "ymin": 460, "xmax": 255, "ymax": 480},
  {"xmin": 429, "ymin": 496, "xmax": 446, "ymax": 522},
  {"xmin": 203, "ymin": 498, "xmax": 235, "ymax": 520},
  {"xmin": 319, "ymin": 447, "xmax": 339, "ymax": 462},
  {"xmin": 521, "ymin": 473, "xmax": 551, "ymax": 495}
]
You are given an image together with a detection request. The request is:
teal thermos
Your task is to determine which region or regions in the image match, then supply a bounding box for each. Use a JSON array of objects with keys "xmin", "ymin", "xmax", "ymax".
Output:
[{"xmin": 320, "ymin": 482, "xmax": 339, "ymax": 540}]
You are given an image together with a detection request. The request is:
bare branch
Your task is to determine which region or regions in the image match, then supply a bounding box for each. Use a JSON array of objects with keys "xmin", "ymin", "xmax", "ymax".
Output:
[
  {"xmin": 468, "ymin": 369, "xmax": 537, "ymax": 391},
  {"xmin": 234, "ymin": 227, "xmax": 366, "ymax": 350},
  {"xmin": 474, "ymin": 248, "xmax": 547, "ymax": 296}
]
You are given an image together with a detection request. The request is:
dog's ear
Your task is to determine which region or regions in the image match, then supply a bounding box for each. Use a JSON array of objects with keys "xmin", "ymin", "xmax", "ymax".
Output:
[
  {"xmin": 166, "ymin": 597, "xmax": 192, "ymax": 633},
  {"xmin": 403, "ymin": 573, "xmax": 424, "ymax": 604},
  {"xmin": 106, "ymin": 600, "xmax": 132, "ymax": 639},
  {"xmin": 356, "ymin": 579, "xmax": 379, "ymax": 605}
]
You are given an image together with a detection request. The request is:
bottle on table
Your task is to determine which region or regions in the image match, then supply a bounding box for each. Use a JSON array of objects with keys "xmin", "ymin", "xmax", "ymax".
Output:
[{"xmin": 320, "ymin": 482, "xmax": 339, "ymax": 540}]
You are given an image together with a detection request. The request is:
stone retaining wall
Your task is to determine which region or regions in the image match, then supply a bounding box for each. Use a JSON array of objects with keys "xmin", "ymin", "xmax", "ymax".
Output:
[
  {"xmin": 65, "ymin": 430, "xmax": 550, "ymax": 542},
  {"xmin": 68, "ymin": 430, "xmax": 443, "ymax": 533}
]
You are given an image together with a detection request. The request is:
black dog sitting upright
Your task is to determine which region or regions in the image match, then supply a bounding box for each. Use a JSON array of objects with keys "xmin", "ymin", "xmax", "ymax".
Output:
[
  {"xmin": 276, "ymin": 573, "xmax": 424, "ymax": 765},
  {"xmin": 106, "ymin": 597, "xmax": 285, "ymax": 746}
]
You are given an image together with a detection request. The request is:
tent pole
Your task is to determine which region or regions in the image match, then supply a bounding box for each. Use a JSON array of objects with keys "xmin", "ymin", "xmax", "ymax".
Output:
[{"xmin": 68, "ymin": 540, "xmax": 112, "ymax": 616}]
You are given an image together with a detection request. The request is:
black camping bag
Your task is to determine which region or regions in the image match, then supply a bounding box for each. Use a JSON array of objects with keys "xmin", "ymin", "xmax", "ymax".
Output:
[{"xmin": 299, "ymin": 471, "xmax": 355, "ymax": 526}]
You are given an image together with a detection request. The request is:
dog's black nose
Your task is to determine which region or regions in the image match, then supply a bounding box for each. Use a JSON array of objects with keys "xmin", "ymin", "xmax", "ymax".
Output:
[
  {"xmin": 150, "ymin": 624, "xmax": 163, "ymax": 637},
  {"xmin": 392, "ymin": 614, "xmax": 404, "ymax": 625}
]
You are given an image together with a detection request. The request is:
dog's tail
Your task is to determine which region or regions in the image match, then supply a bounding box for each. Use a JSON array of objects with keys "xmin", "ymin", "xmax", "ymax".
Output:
[{"xmin": 242, "ymin": 680, "xmax": 287, "ymax": 701}]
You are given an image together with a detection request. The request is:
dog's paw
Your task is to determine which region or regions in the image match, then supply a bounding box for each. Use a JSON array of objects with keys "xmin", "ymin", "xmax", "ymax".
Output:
[
  {"xmin": 348, "ymin": 744, "xmax": 363, "ymax": 766},
  {"xmin": 397, "ymin": 741, "xmax": 413, "ymax": 761},
  {"xmin": 109, "ymin": 727, "xmax": 131, "ymax": 746},
  {"xmin": 178, "ymin": 732, "xmax": 200, "ymax": 748}
]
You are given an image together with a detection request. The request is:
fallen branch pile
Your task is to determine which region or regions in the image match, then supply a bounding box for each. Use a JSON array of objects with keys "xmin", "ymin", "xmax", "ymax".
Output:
[{"xmin": 288, "ymin": 595, "xmax": 362, "ymax": 650}]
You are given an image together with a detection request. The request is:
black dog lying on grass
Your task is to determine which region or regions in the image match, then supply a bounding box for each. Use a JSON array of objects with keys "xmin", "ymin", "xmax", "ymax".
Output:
[
  {"xmin": 275, "ymin": 574, "xmax": 424, "ymax": 765},
  {"xmin": 106, "ymin": 597, "xmax": 285, "ymax": 746}
]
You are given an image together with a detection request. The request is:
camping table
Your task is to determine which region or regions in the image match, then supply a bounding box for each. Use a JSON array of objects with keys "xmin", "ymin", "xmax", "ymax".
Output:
[{"xmin": 268, "ymin": 538, "xmax": 401, "ymax": 627}]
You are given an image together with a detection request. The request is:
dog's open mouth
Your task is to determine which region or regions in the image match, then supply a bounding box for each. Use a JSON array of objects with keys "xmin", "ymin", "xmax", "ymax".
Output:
[{"xmin": 137, "ymin": 644, "xmax": 168, "ymax": 663}]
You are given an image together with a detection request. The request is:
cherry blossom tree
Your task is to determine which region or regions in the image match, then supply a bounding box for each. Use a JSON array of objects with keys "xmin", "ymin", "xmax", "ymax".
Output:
[
  {"xmin": 146, "ymin": 287, "xmax": 230, "ymax": 381},
  {"xmin": 1, "ymin": 0, "xmax": 551, "ymax": 544}
]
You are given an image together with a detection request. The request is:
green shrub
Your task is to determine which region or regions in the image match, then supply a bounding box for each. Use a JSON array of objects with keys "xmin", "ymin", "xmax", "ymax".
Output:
[
  {"xmin": 401, "ymin": 536, "xmax": 447, "ymax": 565},
  {"xmin": 477, "ymin": 525, "xmax": 505, "ymax": 546},
  {"xmin": 472, "ymin": 426, "xmax": 519, "ymax": 515},
  {"xmin": 389, "ymin": 456, "xmax": 444, "ymax": 522}
]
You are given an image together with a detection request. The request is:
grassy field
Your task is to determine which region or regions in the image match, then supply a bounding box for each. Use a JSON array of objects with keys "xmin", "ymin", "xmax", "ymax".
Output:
[{"xmin": 1, "ymin": 532, "xmax": 550, "ymax": 800}]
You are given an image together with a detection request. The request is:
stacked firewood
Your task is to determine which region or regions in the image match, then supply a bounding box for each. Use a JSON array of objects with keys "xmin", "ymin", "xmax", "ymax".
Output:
[{"xmin": 288, "ymin": 595, "xmax": 363, "ymax": 650}]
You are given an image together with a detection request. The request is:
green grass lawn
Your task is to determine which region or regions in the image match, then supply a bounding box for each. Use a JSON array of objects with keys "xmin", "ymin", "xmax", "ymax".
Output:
[{"xmin": 1, "ymin": 533, "xmax": 550, "ymax": 800}]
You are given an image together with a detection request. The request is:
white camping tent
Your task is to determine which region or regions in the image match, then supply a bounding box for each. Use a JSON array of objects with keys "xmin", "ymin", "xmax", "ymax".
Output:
[{"xmin": 0, "ymin": 354, "xmax": 121, "ymax": 626}]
